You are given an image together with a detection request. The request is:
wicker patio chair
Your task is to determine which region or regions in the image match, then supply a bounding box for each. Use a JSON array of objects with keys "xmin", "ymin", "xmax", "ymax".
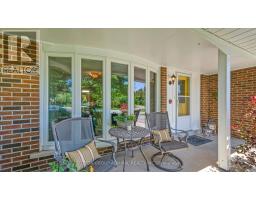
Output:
[
  {"xmin": 52, "ymin": 117, "xmax": 117, "ymax": 172},
  {"xmin": 146, "ymin": 112, "xmax": 189, "ymax": 171}
]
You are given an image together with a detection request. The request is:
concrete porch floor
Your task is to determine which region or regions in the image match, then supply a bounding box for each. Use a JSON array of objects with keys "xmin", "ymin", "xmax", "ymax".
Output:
[{"xmin": 110, "ymin": 134, "xmax": 244, "ymax": 172}]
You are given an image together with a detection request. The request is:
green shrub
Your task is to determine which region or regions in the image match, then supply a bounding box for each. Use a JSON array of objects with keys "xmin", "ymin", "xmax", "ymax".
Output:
[{"xmin": 49, "ymin": 158, "xmax": 77, "ymax": 172}]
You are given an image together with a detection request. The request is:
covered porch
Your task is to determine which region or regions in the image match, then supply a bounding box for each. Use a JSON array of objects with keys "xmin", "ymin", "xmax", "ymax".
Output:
[
  {"xmin": 1, "ymin": 28, "xmax": 256, "ymax": 172},
  {"xmin": 42, "ymin": 29, "xmax": 254, "ymax": 172}
]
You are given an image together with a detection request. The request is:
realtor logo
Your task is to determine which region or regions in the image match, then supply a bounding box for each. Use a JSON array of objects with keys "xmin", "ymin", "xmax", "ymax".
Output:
[{"xmin": 1, "ymin": 30, "xmax": 39, "ymax": 66}]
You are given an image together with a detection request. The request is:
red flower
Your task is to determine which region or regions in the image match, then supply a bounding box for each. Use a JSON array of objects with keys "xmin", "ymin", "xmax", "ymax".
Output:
[
  {"xmin": 120, "ymin": 103, "xmax": 128, "ymax": 112},
  {"xmin": 231, "ymin": 124, "xmax": 239, "ymax": 130},
  {"xmin": 250, "ymin": 96, "xmax": 256, "ymax": 103}
]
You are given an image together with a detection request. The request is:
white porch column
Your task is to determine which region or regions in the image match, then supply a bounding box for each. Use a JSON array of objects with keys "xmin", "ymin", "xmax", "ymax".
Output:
[{"xmin": 218, "ymin": 49, "xmax": 231, "ymax": 170}]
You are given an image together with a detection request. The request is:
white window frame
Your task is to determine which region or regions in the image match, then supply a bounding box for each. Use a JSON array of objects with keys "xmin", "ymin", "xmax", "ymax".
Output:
[
  {"xmin": 40, "ymin": 43, "xmax": 160, "ymax": 150},
  {"xmin": 148, "ymin": 68, "xmax": 158, "ymax": 113},
  {"xmin": 107, "ymin": 58, "xmax": 131, "ymax": 139},
  {"xmin": 132, "ymin": 63, "xmax": 148, "ymax": 127},
  {"xmin": 132, "ymin": 63, "xmax": 147, "ymax": 113},
  {"xmin": 40, "ymin": 52, "xmax": 75, "ymax": 150},
  {"xmin": 78, "ymin": 55, "xmax": 107, "ymax": 139}
]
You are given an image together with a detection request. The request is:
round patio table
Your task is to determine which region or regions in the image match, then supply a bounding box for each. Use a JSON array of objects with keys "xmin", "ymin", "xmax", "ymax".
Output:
[{"xmin": 109, "ymin": 126, "xmax": 150, "ymax": 172}]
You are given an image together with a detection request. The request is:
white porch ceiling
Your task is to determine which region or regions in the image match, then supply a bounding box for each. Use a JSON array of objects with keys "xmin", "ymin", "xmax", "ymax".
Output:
[
  {"xmin": 37, "ymin": 28, "xmax": 256, "ymax": 74},
  {"xmin": 204, "ymin": 28, "xmax": 256, "ymax": 55}
]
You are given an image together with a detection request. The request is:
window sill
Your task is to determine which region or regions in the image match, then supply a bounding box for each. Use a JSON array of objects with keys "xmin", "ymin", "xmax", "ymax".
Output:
[{"xmin": 30, "ymin": 150, "xmax": 54, "ymax": 159}]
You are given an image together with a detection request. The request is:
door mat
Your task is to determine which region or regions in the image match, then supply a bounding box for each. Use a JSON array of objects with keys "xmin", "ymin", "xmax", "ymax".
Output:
[{"xmin": 187, "ymin": 135, "xmax": 212, "ymax": 146}]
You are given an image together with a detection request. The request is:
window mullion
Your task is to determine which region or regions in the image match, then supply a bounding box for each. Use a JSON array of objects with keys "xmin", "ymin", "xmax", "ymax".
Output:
[{"xmin": 74, "ymin": 55, "xmax": 81, "ymax": 117}]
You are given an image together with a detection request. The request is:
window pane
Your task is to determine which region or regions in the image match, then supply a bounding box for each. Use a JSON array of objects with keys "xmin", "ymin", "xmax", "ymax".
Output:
[
  {"xmin": 150, "ymin": 71, "xmax": 157, "ymax": 112},
  {"xmin": 178, "ymin": 97, "xmax": 190, "ymax": 116},
  {"xmin": 134, "ymin": 67, "xmax": 146, "ymax": 127},
  {"xmin": 178, "ymin": 76, "xmax": 190, "ymax": 96},
  {"xmin": 81, "ymin": 59, "xmax": 103, "ymax": 137},
  {"xmin": 48, "ymin": 57, "xmax": 72, "ymax": 141},
  {"xmin": 111, "ymin": 62, "xmax": 128, "ymax": 118}
]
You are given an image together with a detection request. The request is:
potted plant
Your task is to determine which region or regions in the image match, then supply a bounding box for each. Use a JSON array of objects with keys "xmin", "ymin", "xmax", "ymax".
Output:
[
  {"xmin": 114, "ymin": 113, "xmax": 135, "ymax": 130},
  {"xmin": 49, "ymin": 158, "xmax": 77, "ymax": 172}
]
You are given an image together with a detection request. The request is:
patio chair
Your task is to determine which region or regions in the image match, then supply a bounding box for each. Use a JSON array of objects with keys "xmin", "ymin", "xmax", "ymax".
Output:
[
  {"xmin": 52, "ymin": 117, "xmax": 117, "ymax": 172},
  {"xmin": 146, "ymin": 112, "xmax": 189, "ymax": 171},
  {"xmin": 202, "ymin": 119, "xmax": 217, "ymax": 136}
]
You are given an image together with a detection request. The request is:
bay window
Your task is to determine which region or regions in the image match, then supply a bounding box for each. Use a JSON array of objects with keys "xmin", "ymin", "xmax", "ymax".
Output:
[{"xmin": 41, "ymin": 45, "xmax": 159, "ymax": 149}]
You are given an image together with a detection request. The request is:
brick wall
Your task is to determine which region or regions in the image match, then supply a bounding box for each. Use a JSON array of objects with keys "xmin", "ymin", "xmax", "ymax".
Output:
[
  {"xmin": 0, "ymin": 70, "xmax": 55, "ymax": 171},
  {"xmin": 160, "ymin": 67, "xmax": 167, "ymax": 112},
  {"xmin": 200, "ymin": 66, "xmax": 256, "ymax": 137},
  {"xmin": 0, "ymin": 33, "xmax": 56, "ymax": 171},
  {"xmin": 208, "ymin": 74, "xmax": 218, "ymax": 127},
  {"xmin": 200, "ymin": 75, "xmax": 210, "ymax": 126}
]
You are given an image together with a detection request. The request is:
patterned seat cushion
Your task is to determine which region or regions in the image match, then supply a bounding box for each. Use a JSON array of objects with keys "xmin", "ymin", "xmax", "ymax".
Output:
[
  {"xmin": 65, "ymin": 141, "xmax": 100, "ymax": 171},
  {"xmin": 152, "ymin": 129, "xmax": 172, "ymax": 144}
]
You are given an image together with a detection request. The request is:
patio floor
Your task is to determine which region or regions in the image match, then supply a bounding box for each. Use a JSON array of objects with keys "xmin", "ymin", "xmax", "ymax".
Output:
[{"xmin": 110, "ymin": 134, "xmax": 244, "ymax": 172}]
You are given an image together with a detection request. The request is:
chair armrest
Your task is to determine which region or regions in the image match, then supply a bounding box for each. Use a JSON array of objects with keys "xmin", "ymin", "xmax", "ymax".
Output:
[
  {"xmin": 95, "ymin": 138, "xmax": 117, "ymax": 152},
  {"xmin": 54, "ymin": 151, "xmax": 63, "ymax": 163},
  {"xmin": 171, "ymin": 128, "xmax": 189, "ymax": 143}
]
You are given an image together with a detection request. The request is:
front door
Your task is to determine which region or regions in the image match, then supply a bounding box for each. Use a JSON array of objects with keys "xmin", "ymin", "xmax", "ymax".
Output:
[{"xmin": 176, "ymin": 74, "xmax": 191, "ymax": 130}]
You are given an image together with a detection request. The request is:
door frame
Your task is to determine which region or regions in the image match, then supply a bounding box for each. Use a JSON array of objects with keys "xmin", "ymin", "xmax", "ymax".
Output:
[{"xmin": 175, "ymin": 72, "xmax": 192, "ymax": 131}]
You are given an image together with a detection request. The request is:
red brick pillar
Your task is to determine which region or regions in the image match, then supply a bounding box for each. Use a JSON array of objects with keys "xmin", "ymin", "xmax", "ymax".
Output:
[
  {"xmin": 200, "ymin": 75, "xmax": 210, "ymax": 126},
  {"xmin": 160, "ymin": 67, "xmax": 167, "ymax": 112}
]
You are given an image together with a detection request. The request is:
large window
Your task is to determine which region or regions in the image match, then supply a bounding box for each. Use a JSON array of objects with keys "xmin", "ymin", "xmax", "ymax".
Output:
[
  {"xmin": 111, "ymin": 62, "xmax": 129, "ymax": 113},
  {"xmin": 150, "ymin": 71, "xmax": 157, "ymax": 113},
  {"xmin": 43, "ymin": 47, "xmax": 159, "ymax": 149},
  {"xmin": 134, "ymin": 67, "xmax": 146, "ymax": 127},
  {"xmin": 81, "ymin": 59, "xmax": 103, "ymax": 137},
  {"xmin": 48, "ymin": 56, "xmax": 72, "ymax": 141}
]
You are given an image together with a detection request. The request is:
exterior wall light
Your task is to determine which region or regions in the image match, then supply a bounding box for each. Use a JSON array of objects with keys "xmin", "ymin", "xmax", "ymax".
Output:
[{"xmin": 169, "ymin": 74, "xmax": 176, "ymax": 85}]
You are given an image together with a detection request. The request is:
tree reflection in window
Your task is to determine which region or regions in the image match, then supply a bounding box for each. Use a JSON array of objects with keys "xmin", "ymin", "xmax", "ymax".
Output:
[
  {"xmin": 111, "ymin": 62, "xmax": 129, "ymax": 111},
  {"xmin": 81, "ymin": 59, "xmax": 103, "ymax": 137},
  {"xmin": 48, "ymin": 57, "xmax": 72, "ymax": 141}
]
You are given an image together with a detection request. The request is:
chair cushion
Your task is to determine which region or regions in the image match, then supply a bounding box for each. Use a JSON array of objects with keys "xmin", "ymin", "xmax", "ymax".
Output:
[
  {"xmin": 152, "ymin": 129, "xmax": 172, "ymax": 144},
  {"xmin": 65, "ymin": 141, "xmax": 100, "ymax": 171}
]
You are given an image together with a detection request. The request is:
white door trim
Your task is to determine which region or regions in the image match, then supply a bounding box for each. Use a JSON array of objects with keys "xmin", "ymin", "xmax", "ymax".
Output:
[{"xmin": 176, "ymin": 72, "xmax": 192, "ymax": 131}]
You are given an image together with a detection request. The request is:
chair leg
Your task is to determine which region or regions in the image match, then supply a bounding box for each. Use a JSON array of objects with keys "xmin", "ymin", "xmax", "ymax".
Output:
[
  {"xmin": 123, "ymin": 139, "xmax": 127, "ymax": 172},
  {"xmin": 112, "ymin": 147, "xmax": 118, "ymax": 167},
  {"xmin": 151, "ymin": 151, "xmax": 183, "ymax": 172},
  {"xmin": 160, "ymin": 153, "xmax": 167, "ymax": 165},
  {"xmin": 139, "ymin": 144, "xmax": 149, "ymax": 172}
]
